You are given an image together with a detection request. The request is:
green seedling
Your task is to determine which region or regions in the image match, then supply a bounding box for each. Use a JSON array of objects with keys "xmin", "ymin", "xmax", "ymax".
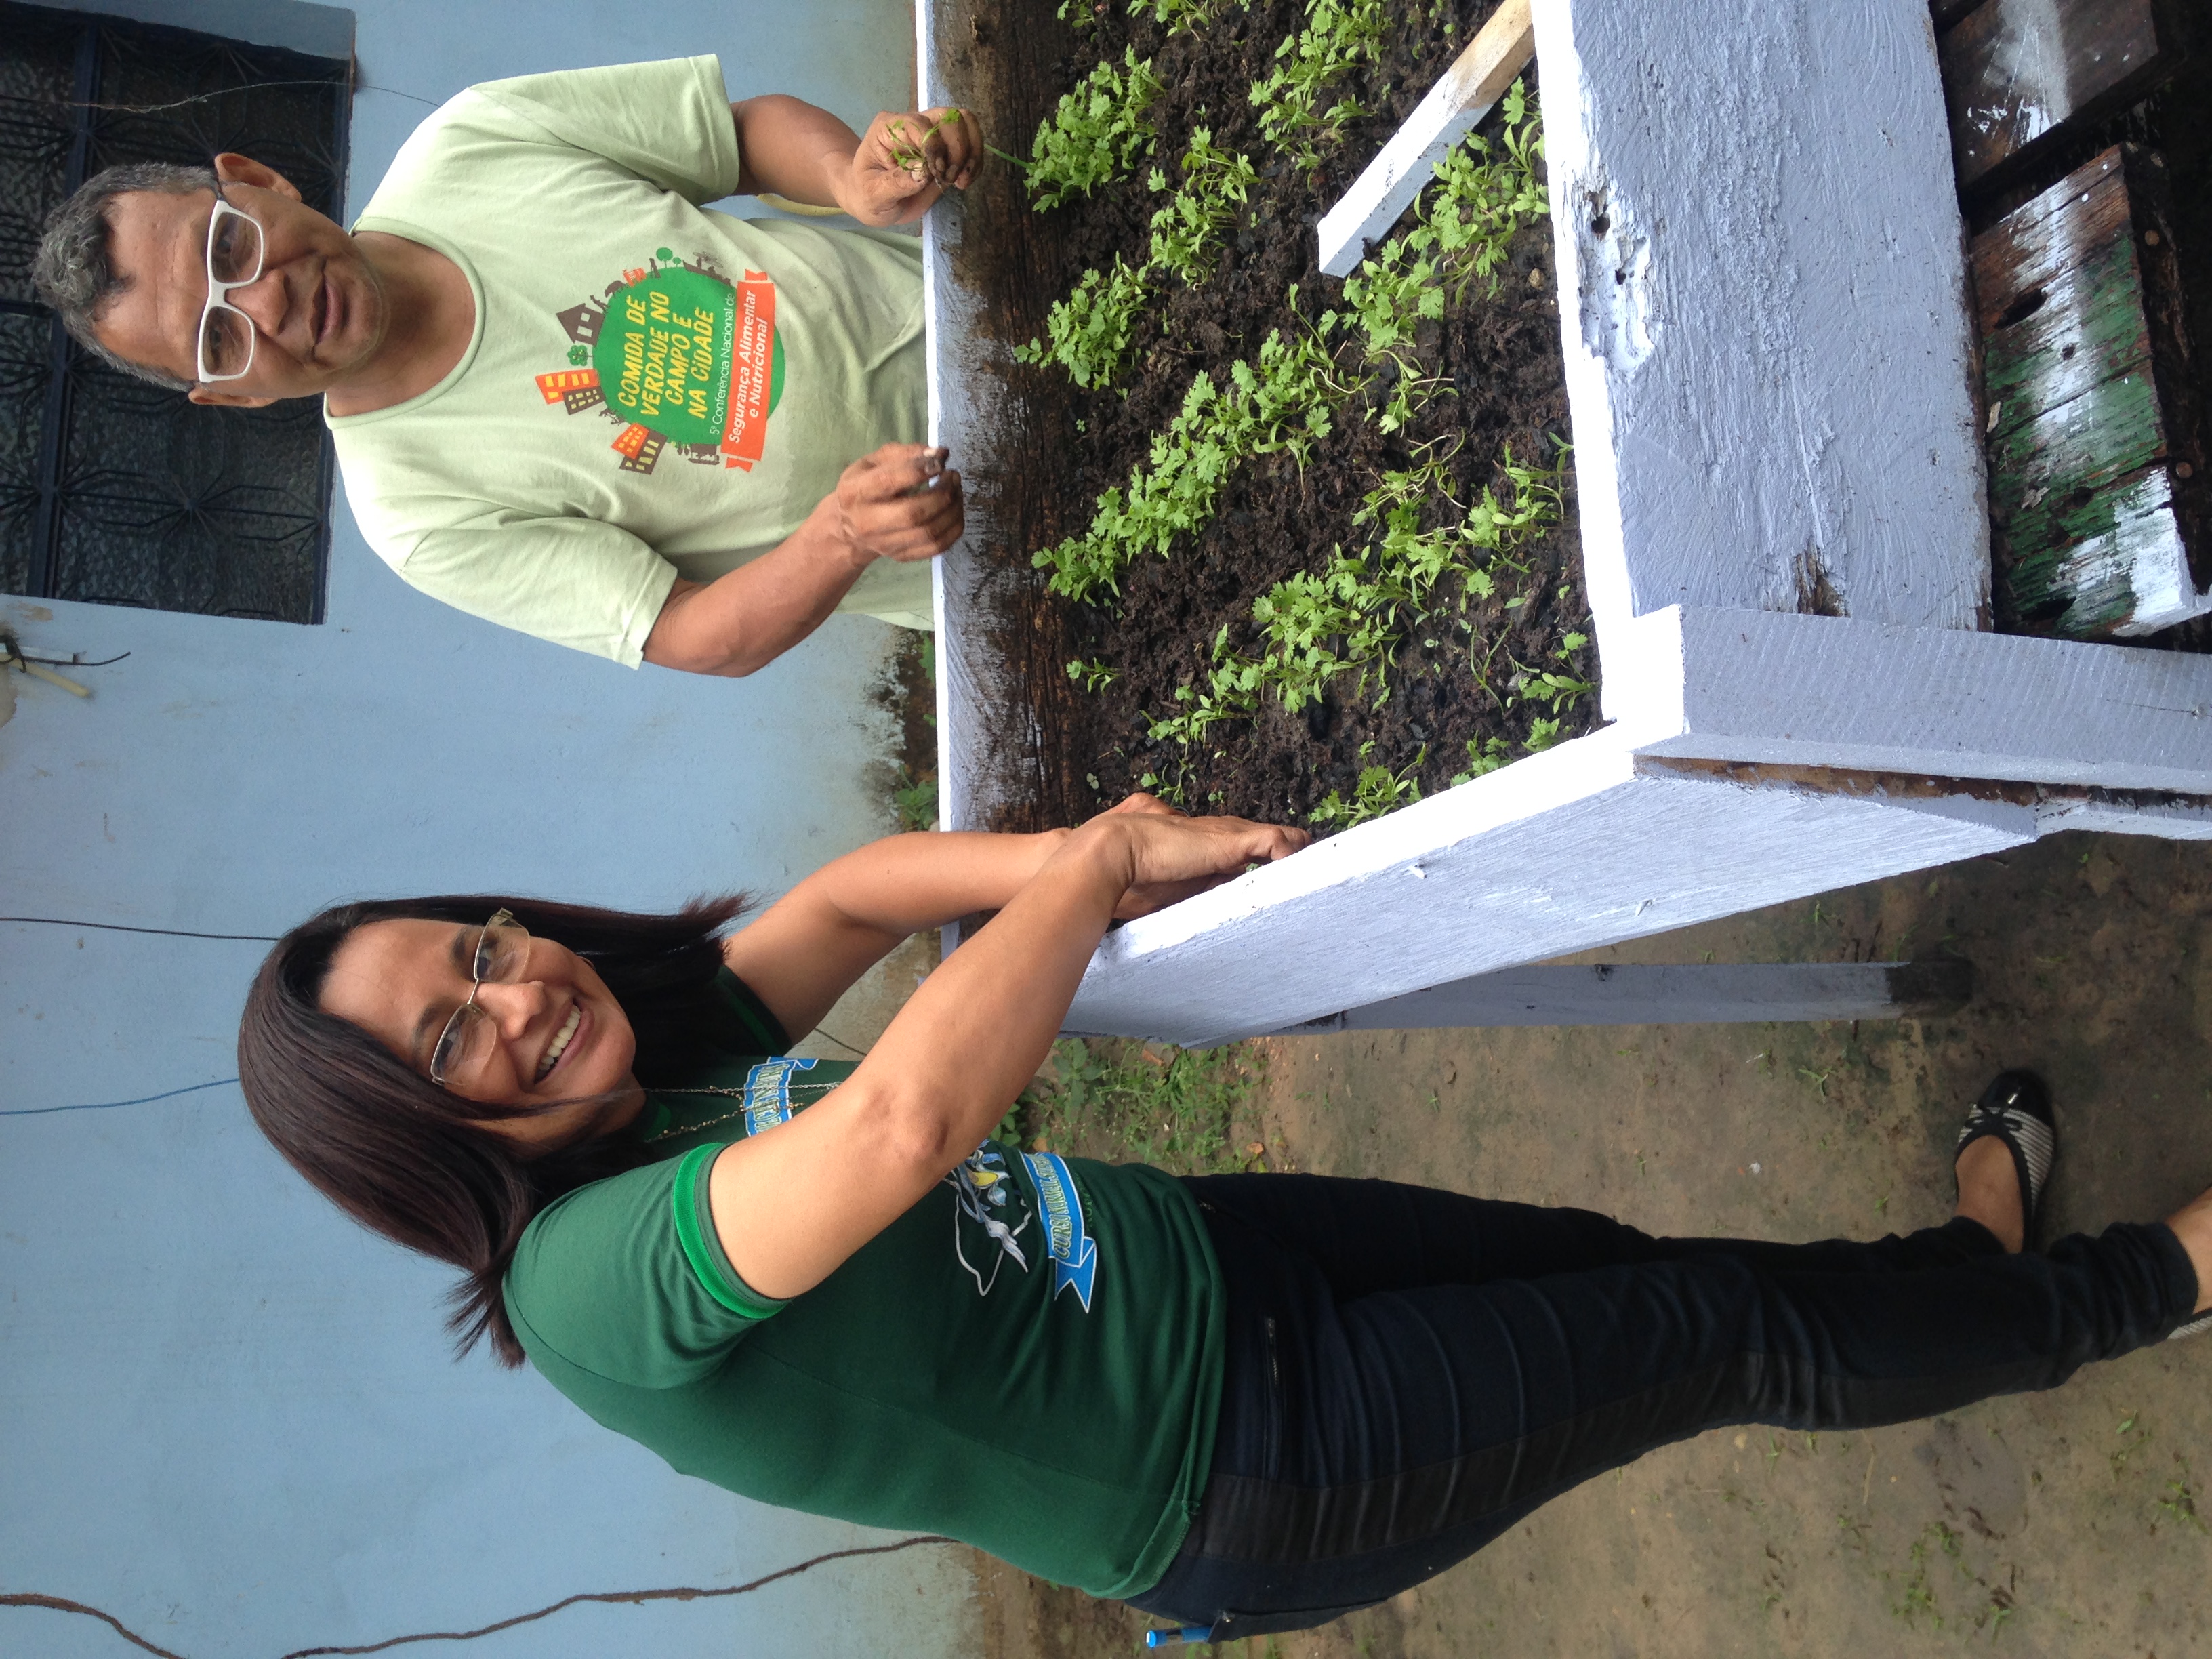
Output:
[
  {"xmin": 1450, "ymin": 736, "xmax": 1513, "ymax": 785},
  {"xmin": 1016, "ymin": 255, "xmax": 1149, "ymax": 389},
  {"xmin": 1035, "ymin": 325, "xmax": 1348, "ymax": 600},
  {"xmin": 1145, "ymin": 128, "xmax": 1259, "ymax": 285},
  {"xmin": 1025, "ymin": 48, "xmax": 1164, "ymax": 209},
  {"xmin": 1065, "ymin": 657, "xmax": 1120, "ymax": 692},
  {"xmin": 1309, "ymin": 741, "xmax": 1425, "ymax": 830},
  {"xmin": 886, "ymin": 108, "xmax": 968, "ymax": 179},
  {"xmin": 1128, "ymin": 0, "xmax": 1252, "ymax": 36},
  {"xmin": 2160, "ymin": 1458, "xmax": 2209, "ymax": 1534},
  {"xmin": 1250, "ymin": 0, "xmax": 1387, "ymax": 172},
  {"xmin": 892, "ymin": 767, "xmax": 939, "ymax": 832}
]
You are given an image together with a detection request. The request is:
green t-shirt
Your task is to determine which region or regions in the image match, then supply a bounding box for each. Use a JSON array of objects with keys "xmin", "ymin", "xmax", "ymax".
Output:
[
  {"xmin": 328, "ymin": 57, "xmax": 933, "ymax": 664},
  {"xmin": 503, "ymin": 970, "xmax": 1226, "ymax": 1599}
]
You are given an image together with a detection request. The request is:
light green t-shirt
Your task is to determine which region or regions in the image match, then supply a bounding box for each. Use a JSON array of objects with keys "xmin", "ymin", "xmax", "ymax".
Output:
[
  {"xmin": 328, "ymin": 57, "xmax": 933, "ymax": 663},
  {"xmin": 504, "ymin": 970, "xmax": 1227, "ymax": 1599}
]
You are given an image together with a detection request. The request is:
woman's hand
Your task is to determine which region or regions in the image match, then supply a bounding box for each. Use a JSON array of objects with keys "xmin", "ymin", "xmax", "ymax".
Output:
[
  {"xmin": 837, "ymin": 107, "xmax": 984, "ymax": 224},
  {"xmin": 1092, "ymin": 794, "xmax": 1310, "ymax": 919}
]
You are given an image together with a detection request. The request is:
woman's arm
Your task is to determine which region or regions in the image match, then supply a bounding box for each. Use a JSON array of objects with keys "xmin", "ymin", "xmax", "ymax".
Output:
[
  {"xmin": 723, "ymin": 796, "xmax": 1248, "ymax": 1042},
  {"xmin": 707, "ymin": 804, "xmax": 1307, "ymax": 1300},
  {"xmin": 721, "ymin": 827, "xmax": 1074, "ymax": 1042}
]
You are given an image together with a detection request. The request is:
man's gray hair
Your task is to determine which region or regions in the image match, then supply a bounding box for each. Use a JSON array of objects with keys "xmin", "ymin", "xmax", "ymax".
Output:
[{"xmin": 31, "ymin": 161, "xmax": 221, "ymax": 392}]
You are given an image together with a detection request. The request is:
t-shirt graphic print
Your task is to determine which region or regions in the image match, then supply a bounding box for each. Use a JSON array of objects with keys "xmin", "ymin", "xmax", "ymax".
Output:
[{"xmin": 538, "ymin": 248, "xmax": 785, "ymax": 476}]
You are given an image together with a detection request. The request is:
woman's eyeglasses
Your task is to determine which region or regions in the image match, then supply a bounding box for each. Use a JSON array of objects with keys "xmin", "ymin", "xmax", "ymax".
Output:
[
  {"xmin": 196, "ymin": 194, "xmax": 266, "ymax": 383},
  {"xmin": 428, "ymin": 910, "xmax": 532, "ymax": 1087}
]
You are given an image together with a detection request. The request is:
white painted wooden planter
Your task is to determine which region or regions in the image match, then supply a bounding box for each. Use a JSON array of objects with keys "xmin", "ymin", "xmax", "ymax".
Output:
[{"xmin": 918, "ymin": 0, "xmax": 2212, "ymax": 1045}]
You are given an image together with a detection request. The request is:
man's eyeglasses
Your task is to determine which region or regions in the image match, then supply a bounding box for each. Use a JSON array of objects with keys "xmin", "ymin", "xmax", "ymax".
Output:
[
  {"xmin": 196, "ymin": 194, "xmax": 266, "ymax": 384},
  {"xmin": 428, "ymin": 910, "xmax": 533, "ymax": 1087}
]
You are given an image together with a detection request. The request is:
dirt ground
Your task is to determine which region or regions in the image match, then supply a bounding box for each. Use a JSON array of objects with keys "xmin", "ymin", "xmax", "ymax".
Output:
[{"xmin": 966, "ymin": 826, "xmax": 2212, "ymax": 1658}]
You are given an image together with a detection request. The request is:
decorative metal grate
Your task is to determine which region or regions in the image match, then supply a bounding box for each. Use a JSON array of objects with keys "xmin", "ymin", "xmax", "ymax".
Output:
[{"xmin": 0, "ymin": 1, "xmax": 350, "ymax": 622}]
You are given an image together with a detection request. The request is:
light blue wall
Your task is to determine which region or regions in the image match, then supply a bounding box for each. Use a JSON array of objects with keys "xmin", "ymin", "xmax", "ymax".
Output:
[{"xmin": 0, "ymin": 1, "xmax": 977, "ymax": 1654}]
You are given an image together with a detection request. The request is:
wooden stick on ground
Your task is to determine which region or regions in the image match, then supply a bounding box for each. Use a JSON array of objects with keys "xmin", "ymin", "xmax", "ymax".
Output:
[{"xmin": 1315, "ymin": 0, "xmax": 1534, "ymax": 277}]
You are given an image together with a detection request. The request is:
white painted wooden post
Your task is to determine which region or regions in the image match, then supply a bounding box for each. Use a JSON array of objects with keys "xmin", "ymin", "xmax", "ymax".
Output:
[
  {"xmin": 1314, "ymin": 0, "xmax": 1534, "ymax": 276},
  {"xmin": 1528, "ymin": 0, "xmax": 1990, "ymax": 710},
  {"xmin": 1059, "ymin": 731, "xmax": 2036, "ymax": 1046}
]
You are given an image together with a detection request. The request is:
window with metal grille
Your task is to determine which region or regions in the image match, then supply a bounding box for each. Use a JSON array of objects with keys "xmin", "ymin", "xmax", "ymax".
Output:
[{"xmin": 0, "ymin": 1, "xmax": 350, "ymax": 623}]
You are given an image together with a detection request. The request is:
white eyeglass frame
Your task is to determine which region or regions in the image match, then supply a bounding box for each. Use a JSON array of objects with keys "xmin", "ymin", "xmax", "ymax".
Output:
[{"xmin": 194, "ymin": 194, "xmax": 266, "ymax": 384}]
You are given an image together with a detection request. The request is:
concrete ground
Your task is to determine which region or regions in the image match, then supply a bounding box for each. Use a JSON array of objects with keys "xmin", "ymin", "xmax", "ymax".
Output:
[{"xmin": 970, "ymin": 827, "xmax": 2212, "ymax": 1659}]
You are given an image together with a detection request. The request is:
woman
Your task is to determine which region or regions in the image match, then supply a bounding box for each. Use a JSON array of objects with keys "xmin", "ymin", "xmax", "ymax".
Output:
[{"xmin": 241, "ymin": 798, "xmax": 2212, "ymax": 1640}]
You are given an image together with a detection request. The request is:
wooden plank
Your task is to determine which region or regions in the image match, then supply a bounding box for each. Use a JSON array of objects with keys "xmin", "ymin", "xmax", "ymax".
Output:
[
  {"xmin": 1534, "ymin": 0, "xmax": 1988, "ymax": 697},
  {"xmin": 1272, "ymin": 959, "xmax": 1973, "ymax": 1033},
  {"xmin": 1971, "ymin": 146, "xmax": 2209, "ymax": 634},
  {"xmin": 1616, "ymin": 606, "xmax": 2212, "ymax": 796},
  {"xmin": 1940, "ymin": 0, "xmax": 2170, "ymax": 190},
  {"xmin": 1059, "ymin": 729, "xmax": 2036, "ymax": 1045},
  {"xmin": 1315, "ymin": 0, "xmax": 1534, "ymax": 277}
]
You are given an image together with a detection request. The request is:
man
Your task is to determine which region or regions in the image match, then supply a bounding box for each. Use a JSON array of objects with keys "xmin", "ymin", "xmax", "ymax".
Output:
[{"xmin": 32, "ymin": 59, "xmax": 979, "ymax": 674}]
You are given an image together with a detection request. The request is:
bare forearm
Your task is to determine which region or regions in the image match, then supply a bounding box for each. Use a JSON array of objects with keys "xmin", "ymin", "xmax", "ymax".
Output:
[
  {"xmin": 642, "ymin": 506, "xmax": 867, "ymax": 677},
  {"xmin": 858, "ymin": 825, "xmax": 1126, "ymax": 1158},
  {"xmin": 802, "ymin": 830, "xmax": 1068, "ymax": 937},
  {"xmin": 722, "ymin": 830, "xmax": 1071, "ymax": 1040},
  {"xmin": 731, "ymin": 96, "xmax": 862, "ymax": 207}
]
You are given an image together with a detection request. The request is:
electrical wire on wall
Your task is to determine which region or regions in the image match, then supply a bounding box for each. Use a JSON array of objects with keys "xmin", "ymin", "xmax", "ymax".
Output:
[{"xmin": 2, "ymin": 914, "xmax": 274, "ymax": 1116}]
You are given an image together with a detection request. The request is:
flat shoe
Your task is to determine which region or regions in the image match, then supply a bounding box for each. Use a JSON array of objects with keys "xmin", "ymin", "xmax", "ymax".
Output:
[{"xmin": 1954, "ymin": 1070, "xmax": 2056, "ymax": 1244}]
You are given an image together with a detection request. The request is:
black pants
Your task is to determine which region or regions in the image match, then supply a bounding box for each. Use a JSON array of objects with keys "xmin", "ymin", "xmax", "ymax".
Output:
[{"xmin": 1128, "ymin": 1173, "xmax": 2197, "ymax": 1638}]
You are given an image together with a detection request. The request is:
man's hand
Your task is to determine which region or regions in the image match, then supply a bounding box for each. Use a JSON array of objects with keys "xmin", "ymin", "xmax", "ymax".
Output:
[
  {"xmin": 1090, "ymin": 794, "xmax": 1311, "ymax": 919},
  {"xmin": 838, "ymin": 108, "xmax": 985, "ymax": 226},
  {"xmin": 642, "ymin": 443, "xmax": 962, "ymax": 677},
  {"xmin": 827, "ymin": 443, "xmax": 965, "ymax": 566}
]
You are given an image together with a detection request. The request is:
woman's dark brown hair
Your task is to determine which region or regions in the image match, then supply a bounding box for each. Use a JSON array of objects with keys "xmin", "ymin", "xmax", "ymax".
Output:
[{"xmin": 238, "ymin": 893, "xmax": 749, "ymax": 1366}]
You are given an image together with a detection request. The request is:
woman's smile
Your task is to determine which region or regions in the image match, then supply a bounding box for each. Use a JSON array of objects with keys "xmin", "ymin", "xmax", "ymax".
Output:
[{"xmin": 536, "ymin": 1002, "xmax": 583, "ymax": 1081}]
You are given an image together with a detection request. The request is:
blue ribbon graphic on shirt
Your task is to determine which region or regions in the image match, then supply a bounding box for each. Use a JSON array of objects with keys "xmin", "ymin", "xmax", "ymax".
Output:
[
  {"xmin": 1020, "ymin": 1151, "xmax": 1098, "ymax": 1311},
  {"xmin": 739, "ymin": 1057, "xmax": 817, "ymax": 1135}
]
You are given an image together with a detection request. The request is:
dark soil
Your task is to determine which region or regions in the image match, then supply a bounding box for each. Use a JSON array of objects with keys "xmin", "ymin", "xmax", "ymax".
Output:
[{"xmin": 951, "ymin": 0, "xmax": 1595, "ymax": 831}]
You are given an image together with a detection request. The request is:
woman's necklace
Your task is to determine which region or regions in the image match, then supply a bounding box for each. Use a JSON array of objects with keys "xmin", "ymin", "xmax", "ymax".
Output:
[{"xmin": 640, "ymin": 1080, "xmax": 842, "ymax": 1143}]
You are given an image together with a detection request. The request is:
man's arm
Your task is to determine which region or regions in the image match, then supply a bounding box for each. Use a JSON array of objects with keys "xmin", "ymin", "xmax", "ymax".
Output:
[
  {"xmin": 731, "ymin": 95, "xmax": 983, "ymax": 226},
  {"xmin": 642, "ymin": 442, "xmax": 962, "ymax": 676}
]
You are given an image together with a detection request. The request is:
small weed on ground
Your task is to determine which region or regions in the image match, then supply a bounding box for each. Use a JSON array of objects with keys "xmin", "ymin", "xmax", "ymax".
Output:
[{"xmin": 1006, "ymin": 1038, "xmax": 1267, "ymax": 1174}]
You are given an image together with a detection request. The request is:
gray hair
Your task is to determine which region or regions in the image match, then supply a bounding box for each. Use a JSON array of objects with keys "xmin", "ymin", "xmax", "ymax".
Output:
[{"xmin": 32, "ymin": 161, "xmax": 221, "ymax": 392}]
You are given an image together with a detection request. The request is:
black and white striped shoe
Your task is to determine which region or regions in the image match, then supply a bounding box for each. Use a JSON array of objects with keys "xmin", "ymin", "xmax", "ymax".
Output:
[{"xmin": 1954, "ymin": 1071, "xmax": 2057, "ymax": 1244}]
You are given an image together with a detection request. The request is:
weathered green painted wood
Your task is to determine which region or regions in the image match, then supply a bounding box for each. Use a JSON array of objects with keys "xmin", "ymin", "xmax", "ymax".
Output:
[
  {"xmin": 1971, "ymin": 146, "xmax": 2205, "ymax": 636},
  {"xmin": 1942, "ymin": 0, "xmax": 2170, "ymax": 188}
]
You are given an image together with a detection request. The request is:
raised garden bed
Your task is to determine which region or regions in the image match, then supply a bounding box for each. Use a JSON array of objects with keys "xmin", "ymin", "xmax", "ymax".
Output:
[
  {"xmin": 922, "ymin": 0, "xmax": 2212, "ymax": 1046},
  {"xmin": 937, "ymin": 0, "xmax": 1592, "ymax": 833}
]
